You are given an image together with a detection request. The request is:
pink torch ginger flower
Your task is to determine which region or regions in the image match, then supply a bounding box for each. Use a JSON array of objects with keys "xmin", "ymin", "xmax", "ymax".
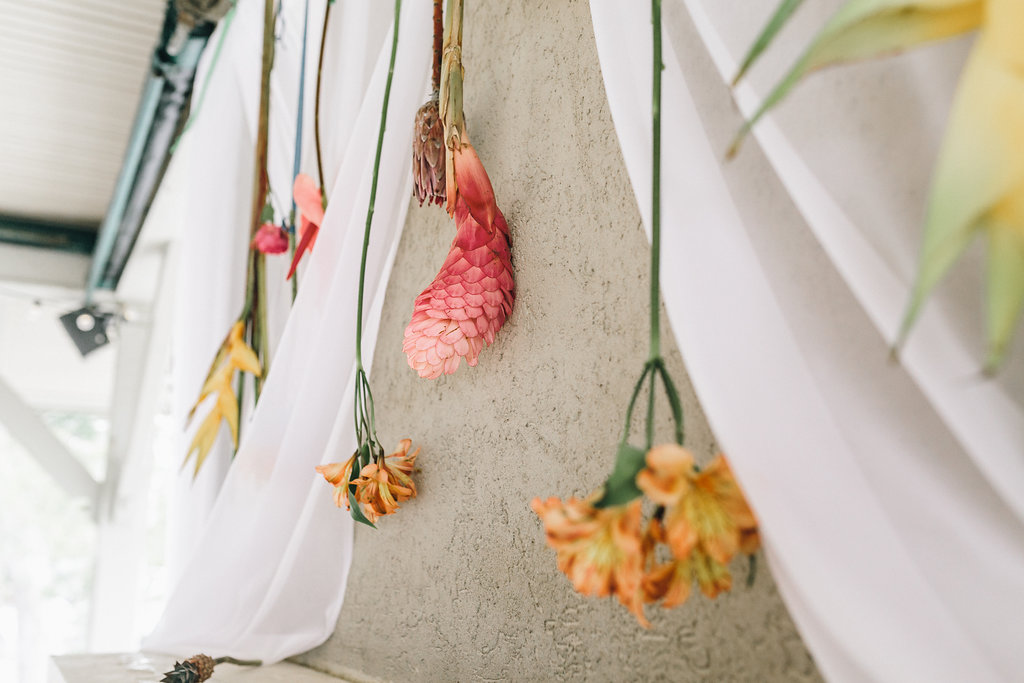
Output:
[
  {"xmin": 403, "ymin": 143, "xmax": 514, "ymax": 378},
  {"xmin": 287, "ymin": 173, "xmax": 325, "ymax": 279},
  {"xmin": 251, "ymin": 222, "xmax": 289, "ymax": 254}
]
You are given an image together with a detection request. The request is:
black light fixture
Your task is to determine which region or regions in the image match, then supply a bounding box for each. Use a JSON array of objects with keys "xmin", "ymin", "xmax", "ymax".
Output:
[{"xmin": 59, "ymin": 306, "xmax": 116, "ymax": 357}]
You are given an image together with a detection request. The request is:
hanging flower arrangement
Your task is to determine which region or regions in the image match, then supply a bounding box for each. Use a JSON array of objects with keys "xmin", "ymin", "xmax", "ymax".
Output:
[
  {"xmin": 403, "ymin": 0, "xmax": 515, "ymax": 379},
  {"xmin": 184, "ymin": 0, "xmax": 279, "ymax": 476},
  {"xmin": 316, "ymin": 0, "xmax": 419, "ymax": 527},
  {"xmin": 732, "ymin": 0, "xmax": 1024, "ymax": 370},
  {"xmin": 533, "ymin": 0, "xmax": 759, "ymax": 627}
]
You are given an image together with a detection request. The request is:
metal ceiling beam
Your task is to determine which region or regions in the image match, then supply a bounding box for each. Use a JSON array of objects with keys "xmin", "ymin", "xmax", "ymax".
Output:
[
  {"xmin": 86, "ymin": 0, "xmax": 230, "ymax": 297},
  {"xmin": 0, "ymin": 214, "xmax": 98, "ymax": 254}
]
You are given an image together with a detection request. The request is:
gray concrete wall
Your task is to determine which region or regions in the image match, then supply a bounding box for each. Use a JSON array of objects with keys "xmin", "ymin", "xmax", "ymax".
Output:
[{"xmin": 295, "ymin": 1, "xmax": 820, "ymax": 680}]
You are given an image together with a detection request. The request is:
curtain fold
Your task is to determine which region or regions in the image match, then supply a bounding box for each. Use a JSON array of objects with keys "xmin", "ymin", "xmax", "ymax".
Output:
[
  {"xmin": 590, "ymin": 1, "xmax": 1024, "ymax": 680},
  {"xmin": 144, "ymin": 0, "xmax": 431, "ymax": 662}
]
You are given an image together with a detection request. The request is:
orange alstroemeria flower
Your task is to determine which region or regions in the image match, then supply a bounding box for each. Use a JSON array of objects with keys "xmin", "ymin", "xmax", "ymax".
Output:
[
  {"xmin": 532, "ymin": 495, "xmax": 650, "ymax": 626},
  {"xmin": 637, "ymin": 445, "xmax": 759, "ymax": 565},
  {"xmin": 315, "ymin": 452, "xmax": 359, "ymax": 511},
  {"xmin": 355, "ymin": 440, "xmax": 420, "ymax": 521},
  {"xmin": 317, "ymin": 440, "xmax": 419, "ymax": 523},
  {"xmin": 642, "ymin": 519, "xmax": 733, "ymax": 607}
]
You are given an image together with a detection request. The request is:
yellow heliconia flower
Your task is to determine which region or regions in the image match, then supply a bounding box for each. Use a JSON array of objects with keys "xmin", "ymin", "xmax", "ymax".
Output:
[
  {"xmin": 735, "ymin": 0, "xmax": 1024, "ymax": 368},
  {"xmin": 184, "ymin": 321, "xmax": 261, "ymax": 477}
]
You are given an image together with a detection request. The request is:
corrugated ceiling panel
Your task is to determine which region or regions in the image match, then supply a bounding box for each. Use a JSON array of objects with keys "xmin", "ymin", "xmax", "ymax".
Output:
[{"xmin": 0, "ymin": 0, "xmax": 168, "ymax": 225}]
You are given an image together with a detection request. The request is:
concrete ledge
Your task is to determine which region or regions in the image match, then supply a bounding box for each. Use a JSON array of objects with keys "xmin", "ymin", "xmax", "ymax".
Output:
[{"xmin": 50, "ymin": 653, "xmax": 347, "ymax": 683}]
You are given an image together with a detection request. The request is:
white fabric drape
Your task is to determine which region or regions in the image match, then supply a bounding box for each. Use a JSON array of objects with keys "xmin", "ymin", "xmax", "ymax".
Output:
[
  {"xmin": 590, "ymin": 1, "xmax": 1024, "ymax": 681},
  {"xmin": 145, "ymin": 0, "xmax": 430, "ymax": 661}
]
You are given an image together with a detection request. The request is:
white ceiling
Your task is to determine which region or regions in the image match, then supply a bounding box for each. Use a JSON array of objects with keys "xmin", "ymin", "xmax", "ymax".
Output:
[{"xmin": 0, "ymin": 0, "xmax": 168, "ymax": 223}]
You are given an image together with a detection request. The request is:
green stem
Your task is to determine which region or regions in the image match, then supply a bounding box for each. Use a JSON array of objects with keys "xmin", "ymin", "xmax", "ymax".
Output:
[
  {"xmin": 355, "ymin": 0, "xmax": 403, "ymax": 371},
  {"xmin": 234, "ymin": 339, "xmax": 246, "ymax": 456},
  {"xmin": 649, "ymin": 0, "xmax": 662, "ymax": 364},
  {"xmin": 620, "ymin": 363, "xmax": 653, "ymax": 444},
  {"xmin": 214, "ymin": 657, "xmax": 262, "ymax": 667},
  {"xmin": 255, "ymin": 253, "xmax": 269, "ymax": 399},
  {"xmin": 645, "ymin": 368, "xmax": 656, "ymax": 449},
  {"xmin": 440, "ymin": 0, "xmax": 465, "ymax": 141},
  {"xmin": 246, "ymin": 0, "xmax": 275, "ymax": 403},
  {"xmin": 314, "ymin": 1, "xmax": 332, "ymax": 192},
  {"xmin": 657, "ymin": 363, "xmax": 685, "ymax": 444},
  {"xmin": 250, "ymin": 0, "xmax": 275, "ymax": 239},
  {"xmin": 239, "ymin": 249, "xmax": 256, "ymax": 320},
  {"xmin": 290, "ymin": 232, "xmax": 298, "ymax": 301}
]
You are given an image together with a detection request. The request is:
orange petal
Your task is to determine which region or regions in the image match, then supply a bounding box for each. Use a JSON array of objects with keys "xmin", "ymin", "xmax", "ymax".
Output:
[{"xmin": 293, "ymin": 173, "xmax": 324, "ymax": 225}]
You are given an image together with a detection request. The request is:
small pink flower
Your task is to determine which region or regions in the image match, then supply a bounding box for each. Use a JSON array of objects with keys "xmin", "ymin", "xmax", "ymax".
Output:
[
  {"xmin": 403, "ymin": 143, "xmax": 514, "ymax": 379},
  {"xmin": 251, "ymin": 222, "xmax": 289, "ymax": 254},
  {"xmin": 287, "ymin": 173, "xmax": 325, "ymax": 279}
]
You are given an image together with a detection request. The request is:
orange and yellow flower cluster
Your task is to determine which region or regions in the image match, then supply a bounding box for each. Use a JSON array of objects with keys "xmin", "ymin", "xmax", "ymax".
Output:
[
  {"xmin": 316, "ymin": 439, "xmax": 420, "ymax": 524},
  {"xmin": 532, "ymin": 445, "xmax": 758, "ymax": 626}
]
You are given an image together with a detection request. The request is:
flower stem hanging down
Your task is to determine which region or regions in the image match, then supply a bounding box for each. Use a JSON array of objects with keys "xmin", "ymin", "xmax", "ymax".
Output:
[
  {"xmin": 532, "ymin": 0, "xmax": 760, "ymax": 627},
  {"xmin": 316, "ymin": 0, "xmax": 419, "ymax": 527},
  {"xmin": 403, "ymin": 0, "xmax": 515, "ymax": 378},
  {"xmin": 183, "ymin": 0, "xmax": 275, "ymax": 477},
  {"xmin": 289, "ymin": 0, "xmax": 330, "ymax": 281}
]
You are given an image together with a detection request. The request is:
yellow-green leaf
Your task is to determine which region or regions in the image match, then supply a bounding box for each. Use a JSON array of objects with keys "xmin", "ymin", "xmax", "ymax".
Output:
[
  {"xmin": 731, "ymin": 0, "xmax": 982, "ymax": 155},
  {"xmin": 734, "ymin": 0, "xmax": 806, "ymax": 86},
  {"xmin": 899, "ymin": 24, "xmax": 1024, "ymax": 366},
  {"xmin": 986, "ymin": 221, "xmax": 1024, "ymax": 371}
]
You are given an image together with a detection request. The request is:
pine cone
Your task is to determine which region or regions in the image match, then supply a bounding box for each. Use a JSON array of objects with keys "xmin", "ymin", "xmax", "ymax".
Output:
[{"xmin": 160, "ymin": 654, "xmax": 215, "ymax": 683}]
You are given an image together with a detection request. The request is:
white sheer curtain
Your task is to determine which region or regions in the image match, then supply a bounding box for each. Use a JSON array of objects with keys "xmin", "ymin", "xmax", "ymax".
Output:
[
  {"xmin": 590, "ymin": 1, "xmax": 1024, "ymax": 681},
  {"xmin": 144, "ymin": 0, "xmax": 430, "ymax": 662}
]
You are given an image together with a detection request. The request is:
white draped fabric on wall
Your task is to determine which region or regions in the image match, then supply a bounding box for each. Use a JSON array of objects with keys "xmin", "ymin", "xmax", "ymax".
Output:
[
  {"xmin": 144, "ymin": 0, "xmax": 430, "ymax": 662},
  {"xmin": 590, "ymin": 0, "xmax": 1024, "ymax": 681},
  {"xmin": 144, "ymin": 0, "xmax": 1023, "ymax": 677}
]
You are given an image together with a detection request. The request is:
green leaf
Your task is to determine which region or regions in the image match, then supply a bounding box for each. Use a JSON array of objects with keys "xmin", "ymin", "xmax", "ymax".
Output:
[
  {"xmin": 733, "ymin": 0, "xmax": 806, "ymax": 86},
  {"xmin": 896, "ymin": 40, "xmax": 1018, "ymax": 364},
  {"xmin": 347, "ymin": 443, "xmax": 371, "ymax": 497},
  {"xmin": 259, "ymin": 201, "xmax": 275, "ymax": 224},
  {"xmin": 985, "ymin": 224, "xmax": 1024, "ymax": 372},
  {"xmin": 594, "ymin": 442, "xmax": 646, "ymax": 508},
  {"xmin": 729, "ymin": 0, "xmax": 982, "ymax": 156},
  {"xmin": 348, "ymin": 490, "xmax": 377, "ymax": 528}
]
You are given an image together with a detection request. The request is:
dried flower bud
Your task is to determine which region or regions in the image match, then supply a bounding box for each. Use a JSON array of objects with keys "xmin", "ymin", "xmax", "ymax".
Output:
[{"xmin": 412, "ymin": 98, "xmax": 446, "ymax": 207}]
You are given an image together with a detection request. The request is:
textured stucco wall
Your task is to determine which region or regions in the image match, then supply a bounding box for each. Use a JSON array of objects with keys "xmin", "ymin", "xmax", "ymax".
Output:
[{"xmin": 296, "ymin": 1, "xmax": 820, "ymax": 681}]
